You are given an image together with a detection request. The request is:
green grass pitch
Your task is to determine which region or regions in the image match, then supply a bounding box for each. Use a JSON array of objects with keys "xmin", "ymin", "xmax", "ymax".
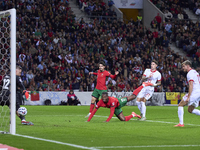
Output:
[{"xmin": 0, "ymin": 105, "xmax": 200, "ymax": 150}]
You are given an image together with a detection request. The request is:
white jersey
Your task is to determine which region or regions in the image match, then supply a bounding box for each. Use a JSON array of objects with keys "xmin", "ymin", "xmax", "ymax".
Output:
[
  {"xmin": 143, "ymin": 69, "xmax": 161, "ymax": 90},
  {"xmin": 187, "ymin": 69, "xmax": 200, "ymax": 94}
]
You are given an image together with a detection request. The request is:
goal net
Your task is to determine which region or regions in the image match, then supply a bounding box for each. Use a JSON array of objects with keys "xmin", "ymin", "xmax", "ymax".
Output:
[{"xmin": 0, "ymin": 9, "xmax": 16, "ymax": 134}]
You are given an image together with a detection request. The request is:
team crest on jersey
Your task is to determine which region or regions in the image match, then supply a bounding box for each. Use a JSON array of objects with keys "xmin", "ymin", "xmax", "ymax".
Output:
[
  {"xmin": 101, "ymin": 73, "xmax": 103, "ymax": 76},
  {"xmin": 112, "ymin": 102, "xmax": 115, "ymax": 106}
]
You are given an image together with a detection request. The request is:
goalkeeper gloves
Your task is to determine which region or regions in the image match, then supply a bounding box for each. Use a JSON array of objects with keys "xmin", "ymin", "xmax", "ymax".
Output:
[{"xmin": 23, "ymin": 90, "xmax": 30, "ymax": 100}]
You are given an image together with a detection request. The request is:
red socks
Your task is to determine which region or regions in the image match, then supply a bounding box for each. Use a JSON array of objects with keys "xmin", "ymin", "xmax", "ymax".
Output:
[
  {"xmin": 89, "ymin": 103, "xmax": 95, "ymax": 113},
  {"xmin": 125, "ymin": 115, "xmax": 133, "ymax": 121},
  {"xmin": 132, "ymin": 85, "xmax": 143, "ymax": 96}
]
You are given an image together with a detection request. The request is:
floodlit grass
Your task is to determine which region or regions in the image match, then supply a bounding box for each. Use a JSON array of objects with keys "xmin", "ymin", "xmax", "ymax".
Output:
[{"xmin": 0, "ymin": 105, "xmax": 200, "ymax": 150}]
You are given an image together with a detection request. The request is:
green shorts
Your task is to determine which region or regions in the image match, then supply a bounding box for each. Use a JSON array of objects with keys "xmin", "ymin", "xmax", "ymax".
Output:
[
  {"xmin": 114, "ymin": 97, "xmax": 128, "ymax": 116},
  {"xmin": 92, "ymin": 88, "xmax": 107, "ymax": 100}
]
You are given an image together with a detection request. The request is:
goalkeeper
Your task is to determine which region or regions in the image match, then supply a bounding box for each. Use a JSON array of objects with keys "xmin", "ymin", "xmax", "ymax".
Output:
[{"xmin": 0, "ymin": 65, "xmax": 33, "ymax": 125}]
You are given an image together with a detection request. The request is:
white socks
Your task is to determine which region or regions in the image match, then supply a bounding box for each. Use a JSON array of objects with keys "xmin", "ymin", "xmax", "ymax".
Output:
[
  {"xmin": 192, "ymin": 109, "xmax": 200, "ymax": 115},
  {"xmin": 136, "ymin": 101, "xmax": 141, "ymax": 112},
  {"xmin": 178, "ymin": 107, "xmax": 200, "ymax": 125},
  {"xmin": 136, "ymin": 101, "xmax": 146, "ymax": 118},
  {"xmin": 178, "ymin": 106, "xmax": 184, "ymax": 125},
  {"xmin": 141, "ymin": 101, "xmax": 146, "ymax": 118}
]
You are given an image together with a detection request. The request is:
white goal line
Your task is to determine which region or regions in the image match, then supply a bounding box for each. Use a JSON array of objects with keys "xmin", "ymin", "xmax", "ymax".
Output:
[{"xmin": 2, "ymin": 132, "xmax": 200, "ymax": 149}]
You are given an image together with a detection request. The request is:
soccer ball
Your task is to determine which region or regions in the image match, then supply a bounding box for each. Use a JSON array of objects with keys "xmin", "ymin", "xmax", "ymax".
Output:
[{"xmin": 18, "ymin": 107, "xmax": 27, "ymax": 116}]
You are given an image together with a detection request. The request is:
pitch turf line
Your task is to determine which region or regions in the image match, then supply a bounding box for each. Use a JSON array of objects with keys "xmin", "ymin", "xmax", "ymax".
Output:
[
  {"xmin": 31, "ymin": 114, "xmax": 200, "ymax": 127},
  {"xmin": 2, "ymin": 115, "xmax": 200, "ymax": 150},
  {"xmin": 14, "ymin": 134, "xmax": 100, "ymax": 150},
  {"xmin": 94, "ymin": 145, "xmax": 200, "ymax": 149}
]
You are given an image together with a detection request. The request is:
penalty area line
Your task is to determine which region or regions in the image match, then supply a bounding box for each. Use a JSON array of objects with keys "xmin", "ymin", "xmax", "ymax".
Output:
[
  {"xmin": 14, "ymin": 134, "xmax": 100, "ymax": 150},
  {"xmin": 95, "ymin": 144, "xmax": 200, "ymax": 149}
]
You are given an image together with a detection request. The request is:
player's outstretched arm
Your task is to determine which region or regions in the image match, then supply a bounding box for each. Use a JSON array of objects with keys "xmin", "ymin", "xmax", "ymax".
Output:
[
  {"xmin": 152, "ymin": 80, "xmax": 161, "ymax": 87},
  {"xmin": 105, "ymin": 107, "xmax": 115, "ymax": 122},
  {"xmin": 141, "ymin": 74, "xmax": 150, "ymax": 82},
  {"xmin": 89, "ymin": 72, "xmax": 97, "ymax": 75},
  {"xmin": 109, "ymin": 71, "xmax": 119, "ymax": 79}
]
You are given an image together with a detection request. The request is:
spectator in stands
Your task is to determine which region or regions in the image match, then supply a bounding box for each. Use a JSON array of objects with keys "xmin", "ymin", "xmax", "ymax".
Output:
[
  {"xmin": 0, "ymin": 0, "xmax": 191, "ymax": 95},
  {"xmin": 67, "ymin": 90, "xmax": 81, "ymax": 105},
  {"xmin": 155, "ymin": 13, "xmax": 162, "ymax": 31},
  {"xmin": 192, "ymin": 57, "xmax": 199, "ymax": 69},
  {"xmin": 164, "ymin": 10, "xmax": 173, "ymax": 22},
  {"xmin": 178, "ymin": 11, "xmax": 184, "ymax": 20},
  {"xmin": 165, "ymin": 21, "xmax": 172, "ymax": 39},
  {"xmin": 81, "ymin": 0, "xmax": 88, "ymax": 11},
  {"xmin": 108, "ymin": 0, "xmax": 114, "ymax": 7},
  {"xmin": 195, "ymin": 49, "xmax": 200, "ymax": 61},
  {"xmin": 136, "ymin": 13, "xmax": 143, "ymax": 25},
  {"xmin": 195, "ymin": 5, "xmax": 200, "ymax": 19},
  {"xmin": 150, "ymin": 18, "xmax": 158, "ymax": 29}
]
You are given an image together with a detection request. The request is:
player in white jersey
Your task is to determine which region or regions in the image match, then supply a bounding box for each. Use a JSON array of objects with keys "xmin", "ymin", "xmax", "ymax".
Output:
[
  {"xmin": 136, "ymin": 60, "xmax": 161, "ymax": 121},
  {"xmin": 175, "ymin": 60, "xmax": 200, "ymax": 127}
]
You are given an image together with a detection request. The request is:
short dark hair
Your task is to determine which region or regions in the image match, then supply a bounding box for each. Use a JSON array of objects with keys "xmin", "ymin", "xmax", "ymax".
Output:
[
  {"xmin": 151, "ymin": 59, "xmax": 158, "ymax": 65},
  {"xmin": 99, "ymin": 61, "xmax": 105, "ymax": 66},
  {"xmin": 182, "ymin": 60, "xmax": 192, "ymax": 66},
  {"xmin": 16, "ymin": 65, "xmax": 22, "ymax": 70},
  {"xmin": 102, "ymin": 92, "xmax": 108, "ymax": 96}
]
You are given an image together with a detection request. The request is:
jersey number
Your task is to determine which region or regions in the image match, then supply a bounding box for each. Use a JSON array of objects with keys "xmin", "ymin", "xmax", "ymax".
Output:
[{"xmin": 3, "ymin": 79, "xmax": 10, "ymax": 90}]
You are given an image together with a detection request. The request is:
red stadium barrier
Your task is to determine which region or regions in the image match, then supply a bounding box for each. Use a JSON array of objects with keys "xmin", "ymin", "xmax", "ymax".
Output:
[{"xmin": 0, "ymin": 144, "xmax": 24, "ymax": 150}]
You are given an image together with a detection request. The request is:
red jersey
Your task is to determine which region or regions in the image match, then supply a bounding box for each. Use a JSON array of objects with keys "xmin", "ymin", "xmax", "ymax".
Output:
[
  {"xmin": 93, "ymin": 70, "xmax": 116, "ymax": 90},
  {"xmin": 155, "ymin": 15, "xmax": 162, "ymax": 23},
  {"xmin": 87, "ymin": 97, "xmax": 120, "ymax": 122}
]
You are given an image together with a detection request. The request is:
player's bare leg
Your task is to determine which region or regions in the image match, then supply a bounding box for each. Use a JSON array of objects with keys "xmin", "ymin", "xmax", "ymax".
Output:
[
  {"xmin": 188, "ymin": 105, "xmax": 200, "ymax": 115},
  {"xmin": 174, "ymin": 99, "xmax": 200, "ymax": 127},
  {"xmin": 127, "ymin": 95, "xmax": 137, "ymax": 101},
  {"xmin": 86, "ymin": 96, "xmax": 97, "ymax": 117},
  {"xmin": 175, "ymin": 99, "xmax": 187, "ymax": 127},
  {"xmin": 117, "ymin": 112, "xmax": 141, "ymax": 121}
]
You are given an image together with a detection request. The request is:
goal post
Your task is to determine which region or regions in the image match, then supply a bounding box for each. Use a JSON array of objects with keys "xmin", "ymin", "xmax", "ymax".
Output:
[
  {"xmin": 10, "ymin": 8, "xmax": 16, "ymax": 135},
  {"xmin": 0, "ymin": 8, "xmax": 16, "ymax": 135}
]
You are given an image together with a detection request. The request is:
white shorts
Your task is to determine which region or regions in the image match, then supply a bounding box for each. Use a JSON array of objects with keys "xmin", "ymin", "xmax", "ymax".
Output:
[
  {"xmin": 183, "ymin": 93, "xmax": 200, "ymax": 108},
  {"xmin": 137, "ymin": 87, "xmax": 154, "ymax": 100}
]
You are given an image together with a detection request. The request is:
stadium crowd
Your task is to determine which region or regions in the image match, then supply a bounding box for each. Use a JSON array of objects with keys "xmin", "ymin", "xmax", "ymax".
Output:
[
  {"xmin": 151, "ymin": 0, "xmax": 200, "ymax": 59},
  {"xmin": 1, "ymin": 0, "xmax": 199, "ymax": 93},
  {"xmin": 77, "ymin": 0, "xmax": 116, "ymax": 19}
]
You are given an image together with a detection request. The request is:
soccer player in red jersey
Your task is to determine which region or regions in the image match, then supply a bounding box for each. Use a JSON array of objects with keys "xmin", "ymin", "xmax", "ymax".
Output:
[
  {"xmin": 86, "ymin": 61, "xmax": 119, "ymax": 117},
  {"xmin": 87, "ymin": 82, "xmax": 153, "ymax": 122}
]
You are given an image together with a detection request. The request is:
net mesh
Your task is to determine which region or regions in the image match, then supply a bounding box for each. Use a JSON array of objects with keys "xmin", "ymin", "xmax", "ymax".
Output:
[{"xmin": 0, "ymin": 11, "xmax": 11, "ymax": 133}]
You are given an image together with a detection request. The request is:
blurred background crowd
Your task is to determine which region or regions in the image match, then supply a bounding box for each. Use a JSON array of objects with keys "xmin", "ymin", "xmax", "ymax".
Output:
[{"xmin": 0, "ymin": 0, "xmax": 200, "ymax": 93}]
